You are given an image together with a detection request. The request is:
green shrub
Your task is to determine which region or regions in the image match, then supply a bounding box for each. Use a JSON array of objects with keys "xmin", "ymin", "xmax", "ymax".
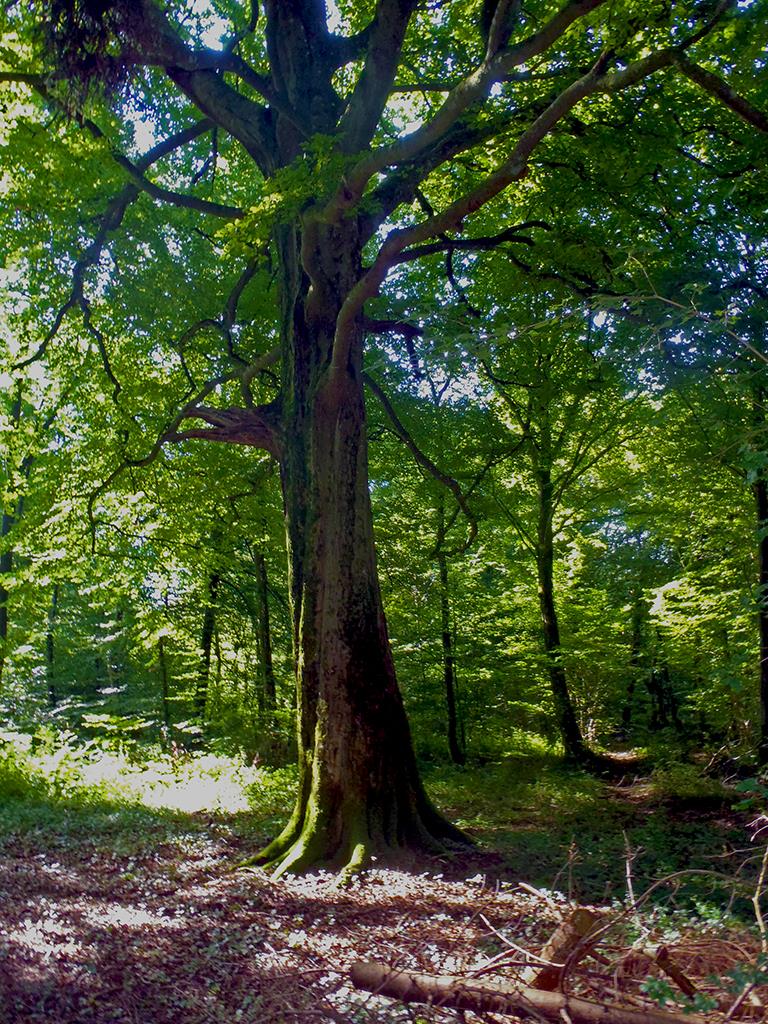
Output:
[
  {"xmin": 650, "ymin": 763, "xmax": 728, "ymax": 803},
  {"xmin": 244, "ymin": 764, "xmax": 297, "ymax": 829},
  {"xmin": 0, "ymin": 741, "xmax": 44, "ymax": 801}
]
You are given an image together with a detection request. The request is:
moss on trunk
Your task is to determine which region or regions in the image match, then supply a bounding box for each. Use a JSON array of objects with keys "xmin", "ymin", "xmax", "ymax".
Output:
[{"xmin": 249, "ymin": 220, "xmax": 468, "ymax": 876}]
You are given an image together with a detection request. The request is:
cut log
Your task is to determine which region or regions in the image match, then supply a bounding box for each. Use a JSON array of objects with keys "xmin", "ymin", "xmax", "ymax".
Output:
[
  {"xmin": 522, "ymin": 906, "xmax": 603, "ymax": 990},
  {"xmin": 350, "ymin": 961, "xmax": 707, "ymax": 1024},
  {"xmin": 654, "ymin": 946, "xmax": 698, "ymax": 999}
]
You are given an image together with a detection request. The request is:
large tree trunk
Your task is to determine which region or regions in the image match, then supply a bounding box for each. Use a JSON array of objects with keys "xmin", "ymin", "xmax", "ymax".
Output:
[
  {"xmin": 535, "ymin": 464, "xmax": 590, "ymax": 762},
  {"xmin": 254, "ymin": 224, "xmax": 466, "ymax": 876}
]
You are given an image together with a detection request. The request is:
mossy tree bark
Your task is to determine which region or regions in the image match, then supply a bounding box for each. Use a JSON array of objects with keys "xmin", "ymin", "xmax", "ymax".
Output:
[{"xmin": 254, "ymin": 222, "xmax": 467, "ymax": 876}]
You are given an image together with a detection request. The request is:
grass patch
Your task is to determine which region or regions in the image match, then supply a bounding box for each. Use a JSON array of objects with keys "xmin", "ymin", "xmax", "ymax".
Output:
[
  {"xmin": 424, "ymin": 754, "xmax": 750, "ymax": 909},
  {"xmin": 0, "ymin": 731, "xmax": 295, "ymax": 855}
]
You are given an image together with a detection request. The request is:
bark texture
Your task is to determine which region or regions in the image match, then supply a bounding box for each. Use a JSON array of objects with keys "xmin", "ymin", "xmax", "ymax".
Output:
[{"xmin": 256, "ymin": 220, "xmax": 467, "ymax": 876}]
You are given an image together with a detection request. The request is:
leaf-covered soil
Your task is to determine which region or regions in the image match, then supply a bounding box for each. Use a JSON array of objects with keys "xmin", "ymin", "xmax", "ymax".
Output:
[{"xmin": 0, "ymin": 760, "xmax": 765, "ymax": 1023}]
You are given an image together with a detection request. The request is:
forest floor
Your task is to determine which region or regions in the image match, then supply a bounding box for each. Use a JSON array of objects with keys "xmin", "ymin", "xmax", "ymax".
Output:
[{"xmin": 0, "ymin": 745, "xmax": 766, "ymax": 1023}]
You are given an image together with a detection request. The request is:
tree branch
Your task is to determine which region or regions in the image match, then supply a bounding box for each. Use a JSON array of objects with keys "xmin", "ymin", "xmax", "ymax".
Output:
[
  {"xmin": 0, "ymin": 73, "xmax": 235, "ymax": 215},
  {"xmin": 364, "ymin": 372, "xmax": 477, "ymax": 552},
  {"xmin": 79, "ymin": 295, "xmax": 123, "ymax": 402},
  {"xmin": 9, "ymin": 113, "xmax": 222, "ymax": 369},
  {"xmin": 109, "ymin": 0, "xmax": 284, "ymax": 166},
  {"xmin": 166, "ymin": 68, "xmax": 278, "ymax": 173},
  {"xmin": 484, "ymin": 0, "xmax": 523, "ymax": 60},
  {"xmin": 359, "ymin": 110, "xmax": 522, "ymax": 242},
  {"xmin": 362, "ymin": 316, "xmax": 423, "ymax": 380},
  {"xmin": 332, "ymin": 54, "xmax": 613, "ymax": 378},
  {"xmin": 392, "ymin": 221, "xmax": 549, "ymax": 265},
  {"xmin": 168, "ymin": 401, "xmax": 282, "ymax": 458},
  {"xmin": 336, "ymin": 12, "xmax": 742, "ymax": 378},
  {"xmin": 109, "ymin": 152, "xmax": 243, "ymax": 218},
  {"xmin": 351, "ymin": 961, "xmax": 708, "ymax": 1024},
  {"xmin": 325, "ymin": 0, "xmax": 607, "ymax": 218},
  {"xmin": 674, "ymin": 53, "xmax": 768, "ymax": 134},
  {"xmin": 336, "ymin": 0, "xmax": 419, "ymax": 152}
]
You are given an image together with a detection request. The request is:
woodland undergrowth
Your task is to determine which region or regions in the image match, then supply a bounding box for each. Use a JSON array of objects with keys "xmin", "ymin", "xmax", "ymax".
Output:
[{"xmin": 0, "ymin": 732, "xmax": 766, "ymax": 1023}]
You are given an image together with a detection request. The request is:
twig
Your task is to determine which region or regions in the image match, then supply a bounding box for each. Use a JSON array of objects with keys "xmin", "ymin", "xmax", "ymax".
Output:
[
  {"xmin": 721, "ymin": 980, "xmax": 759, "ymax": 1022},
  {"xmin": 622, "ymin": 830, "xmax": 646, "ymax": 933},
  {"xmin": 752, "ymin": 842, "xmax": 768, "ymax": 953},
  {"xmin": 517, "ymin": 882, "xmax": 561, "ymax": 911}
]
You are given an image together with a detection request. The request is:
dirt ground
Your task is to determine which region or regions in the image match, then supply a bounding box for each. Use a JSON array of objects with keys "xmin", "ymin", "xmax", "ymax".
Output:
[{"xmin": 1, "ymin": 811, "xmax": 765, "ymax": 1024}]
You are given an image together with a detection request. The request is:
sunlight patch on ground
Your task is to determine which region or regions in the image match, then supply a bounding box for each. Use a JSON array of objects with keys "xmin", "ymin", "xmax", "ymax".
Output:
[
  {"xmin": 133, "ymin": 770, "xmax": 254, "ymax": 813},
  {"xmin": 76, "ymin": 753, "xmax": 263, "ymax": 813},
  {"xmin": 8, "ymin": 917, "xmax": 82, "ymax": 959},
  {"xmin": 83, "ymin": 903, "xmax": 183, "ymax": 929}
]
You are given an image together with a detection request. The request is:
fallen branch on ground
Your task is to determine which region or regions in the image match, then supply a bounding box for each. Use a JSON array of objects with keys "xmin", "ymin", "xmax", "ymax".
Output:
[
  {"xmin": 521, "ymin": 906, "xmax": 604, "ymax": 990},
  {"xmin": 350, "ymin": 960, "xmax": 707, "ymax": 1024}
]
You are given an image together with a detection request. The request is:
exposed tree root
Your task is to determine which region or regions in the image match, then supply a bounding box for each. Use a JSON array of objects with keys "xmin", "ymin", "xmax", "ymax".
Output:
[{"xmin": 240, "ymin": 798, "xmax": 471, "ymax": 882}]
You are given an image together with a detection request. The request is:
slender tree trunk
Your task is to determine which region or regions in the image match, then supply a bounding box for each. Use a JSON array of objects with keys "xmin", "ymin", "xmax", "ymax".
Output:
[
  {"xmin": 646, "ymin": 667, "xmax": 667, "ymax": 730},
  {"xmin": 756, "ymin": 474, "xmax": 768, "ymax": 765},
  {"xmin": 255, "ymin": 223, "xmax": 466, "ymax": 876},
  {"xmin": 214, "ymin": 627, "xmax": 222, "ymax": 690},
  {"xmin": 0, "ymin": 510, "xmax": 12, "ymax": 689},
  {"xmin": 436, "ymin": 537, "xmax": 465, "ymax": 765},
  {"xmin": 647, "ymin": 664, "xmax": 684, "ymax": 733},
  {"xmin": 254, "ymin": 552, "xmax": 276, "ymax": 711},
  {"xmin": 535, "ymin": 465, "xmax": 590, "ymax": 762},
  {"xmin": 0, "ymin": 391, "xmax": 26, "ymax": 689},
  {"xmin": 158, "ymin": 635, "xmax": 171, "ymax": 738},
  {"xmin": 46, "ymin": 583, "xmax": 59, "ymax": 707},
  {"xmin": 621, "ymin": 600, "xmax": 644, "ymax": 737},
  {"xmin": 194, "ymin": 572, "xmax": 220, "ymax": 720}
]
